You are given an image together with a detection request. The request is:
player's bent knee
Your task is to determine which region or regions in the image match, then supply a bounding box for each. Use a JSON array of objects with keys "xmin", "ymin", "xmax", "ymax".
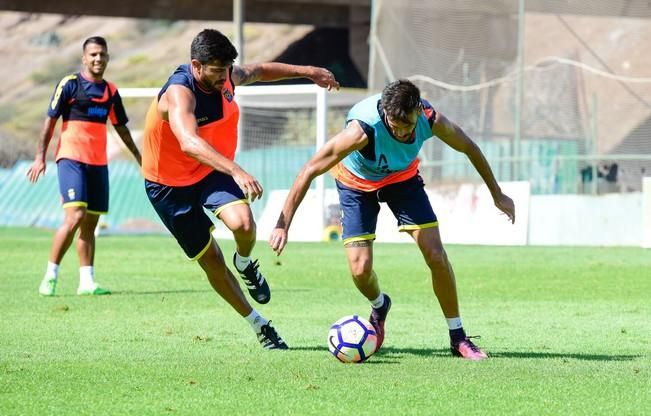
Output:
[
  {"xmin": 63, "ymin": 211, "xmax": 86, "ymax": 230},
  {"xmin": 349, "ymin": 262, "xmax": 373, "ymax": 281},
  {"xmin": 423, "ymin": 248, "xmax": 448, "ymax": 269},
  {"xmin": 240, "ymin": 220, "xmax": 256, "ymax": 235},
  {"xmin": 226, "ymin": 215, "xmax": 256, "ymax": 234},
  {"xmin": 232, "ymin": 223, "xmax": 256, "ymax": 240}
]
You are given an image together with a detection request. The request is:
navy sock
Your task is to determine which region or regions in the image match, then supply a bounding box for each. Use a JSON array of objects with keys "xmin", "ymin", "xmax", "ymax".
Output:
[{"xmin": 449, "ymin": 327, "xmax": 467, "ymax": 344}]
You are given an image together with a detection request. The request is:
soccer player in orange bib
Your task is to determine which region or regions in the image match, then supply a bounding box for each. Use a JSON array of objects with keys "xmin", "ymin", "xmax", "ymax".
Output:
[
  {"xmin": 269, "ymin": 80, "xmax": 515, "ymax": 359},
  {"xmin": 142, "ymin": 29, "xmax": 339, "ymax": 349},
  {"xmin": 27, "ymin": 36, "xmax": 141, "ymax": 297}
]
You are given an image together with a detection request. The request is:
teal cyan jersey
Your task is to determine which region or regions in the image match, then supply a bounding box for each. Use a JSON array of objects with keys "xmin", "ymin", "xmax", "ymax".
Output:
[{"xmin": 342, "ymin": 94, "xmax": 434, "ymax": 182}]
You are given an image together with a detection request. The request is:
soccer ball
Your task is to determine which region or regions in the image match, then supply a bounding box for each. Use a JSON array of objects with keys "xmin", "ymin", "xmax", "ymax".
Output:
[{"xmin": 327, "ymin": 315, "xmax": 377, "ymax": 363}]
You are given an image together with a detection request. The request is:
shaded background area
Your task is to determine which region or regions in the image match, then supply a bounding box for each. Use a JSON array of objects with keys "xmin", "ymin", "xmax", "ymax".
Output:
[{"xmin": 267, "ymin": 27, "xmax": 366, "ymax": 88}]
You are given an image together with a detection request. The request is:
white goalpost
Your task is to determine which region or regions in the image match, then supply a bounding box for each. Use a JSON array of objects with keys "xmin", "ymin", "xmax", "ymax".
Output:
[{"xmin": 644, "ymin": 177, "xmax": 651, "ymax": 248}]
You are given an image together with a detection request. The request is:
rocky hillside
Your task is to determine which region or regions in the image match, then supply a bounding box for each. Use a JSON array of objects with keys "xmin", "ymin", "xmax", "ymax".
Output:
[{"xmin": 0, "ymin": 11, "xmax": 314, "ymax": 166}]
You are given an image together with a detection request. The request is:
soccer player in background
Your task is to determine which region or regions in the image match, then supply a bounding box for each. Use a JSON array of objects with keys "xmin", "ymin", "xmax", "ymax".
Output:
[
  {"xmin": 141, "ymin": 29, "xmax": 339, "ymax": 349},
  {"xmin": 27, "ymin": 36, "xmax": 142, "ymax": 297},
  {"xmin": 269, "ymin": 79, "xmax": 515, "ymax": 360}
]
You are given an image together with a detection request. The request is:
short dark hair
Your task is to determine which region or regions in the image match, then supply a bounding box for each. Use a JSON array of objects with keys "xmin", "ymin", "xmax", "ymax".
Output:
[
  {"xmin": 191, "ymin": 29, "xmax": 238, "ymax": 64},
  {"xmin": 381, "ymin": 79, "xmax": 422, "ymax": 123},
  {"xmin": 83, "ymin": 36, "xmax": 108, "ymax": 51}
]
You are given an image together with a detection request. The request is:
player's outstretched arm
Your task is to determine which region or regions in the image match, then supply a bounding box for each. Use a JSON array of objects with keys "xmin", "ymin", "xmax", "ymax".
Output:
[
  {"xmin": 165, "ymin": 85, "xmax": 263, "ymax": 201},
  {"xmin": 113, "ymin": 124, "xmax": 142, "ymax": 166},
  {"xmin": 231, "ymin": 62, "xmax": 340, "ymax": 90},
  {"xmin": 269, "ymin": 121, "xmax": 367, "ymax": 255},
  {"xmin": 26, "ymin": 117, "xmax": 57, "ymax": 183},
  {"xmin": 431, "ymin": 110, "xmax": 515, "ymax": 224}
]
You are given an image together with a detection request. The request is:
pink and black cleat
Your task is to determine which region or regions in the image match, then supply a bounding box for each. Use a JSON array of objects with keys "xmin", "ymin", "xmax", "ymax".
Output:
[
  {"xmin": 369, "ymin": 294, "xmax": 392, "ymax": 352},
  {"xmin": 451, "ymin": 336, "xmax": 488, "ymax": 360}
]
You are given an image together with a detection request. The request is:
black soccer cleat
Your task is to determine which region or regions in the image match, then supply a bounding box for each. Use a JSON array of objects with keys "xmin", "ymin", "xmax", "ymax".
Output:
[
  {"xmin": 257, "ymin": 321, "xmax": 289, "ymax": 350},
  {"xmin": 234, "ymin": 254, "xmax": 271, "ymax": 304}
]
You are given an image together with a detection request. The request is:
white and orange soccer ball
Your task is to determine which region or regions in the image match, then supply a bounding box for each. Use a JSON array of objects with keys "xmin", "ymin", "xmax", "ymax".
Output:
[{"xmin": 327, "ymin": 315, "xmax": 377, "ymax": 363}]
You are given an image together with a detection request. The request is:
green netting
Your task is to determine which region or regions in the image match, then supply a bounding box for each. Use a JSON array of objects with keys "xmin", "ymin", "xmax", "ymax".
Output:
[
  {"xmin": 439, "ymin": 139, "xmax": 579, "ymax": 193},
  {"xmin": 0, "ymin": 168, "xmax": 10, "ymax": 189},
  {"xmin": 234, "ymin": 145, "xmax": 336, "ymax": 218},
  {"xmin": 0, "ymin": 160, "xmax": 160, "ymax": 230}
]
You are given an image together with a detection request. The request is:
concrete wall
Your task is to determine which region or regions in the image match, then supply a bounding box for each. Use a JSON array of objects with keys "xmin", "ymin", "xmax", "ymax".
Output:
[
  {"xmin": 528, "ymin": 193, "xmax": 644, "ymax": 246},
  {"xmin": 252, "ymin": 185, "xmax": 648, "ymax": 247}
]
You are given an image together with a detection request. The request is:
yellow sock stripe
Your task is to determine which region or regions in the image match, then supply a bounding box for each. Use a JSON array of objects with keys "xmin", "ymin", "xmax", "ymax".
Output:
[
  {"xmin": 398, "ymin": 221, "xmax": 439, "ymax": 232},
  {"xmin": 86, "ymin": 209, "xmax": 107, "ymax": 215}
]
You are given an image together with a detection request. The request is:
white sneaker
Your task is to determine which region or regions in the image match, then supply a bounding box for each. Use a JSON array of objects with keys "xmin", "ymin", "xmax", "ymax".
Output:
[
  {"xmin": 77, "ymin": 282, "xmax": 111, "ymax": 296},
  {"xmin": 39, "ymin": 277, "xmax": 57, "ymax": 296}
]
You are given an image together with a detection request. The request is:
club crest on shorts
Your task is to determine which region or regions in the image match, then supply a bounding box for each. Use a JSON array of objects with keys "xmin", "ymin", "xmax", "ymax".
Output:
[
  {"xmin": 67, "ymin": 188, "xmax": 76, "ymax": 200},
  {"xmin": 222, "ymin": 88, "xmax": 233, "ymax": 102}
]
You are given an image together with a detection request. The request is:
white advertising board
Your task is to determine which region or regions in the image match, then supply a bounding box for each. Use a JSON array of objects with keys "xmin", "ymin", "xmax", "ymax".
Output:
[{"xmin": 256, "ymin": 181, "xmax": 530, "ymax": 245}]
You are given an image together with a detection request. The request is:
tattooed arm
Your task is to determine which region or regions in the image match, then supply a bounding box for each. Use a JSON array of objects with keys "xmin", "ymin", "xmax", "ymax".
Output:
[{"xmin": 231, "ymin": 63, "xmax": 340, "ymax": 90}]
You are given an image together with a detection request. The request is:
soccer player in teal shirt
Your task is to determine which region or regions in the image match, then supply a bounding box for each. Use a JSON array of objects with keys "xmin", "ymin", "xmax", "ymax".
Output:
[{"xmin": 269, "ymin": 79, "xmax": 515, "ymax": 360}]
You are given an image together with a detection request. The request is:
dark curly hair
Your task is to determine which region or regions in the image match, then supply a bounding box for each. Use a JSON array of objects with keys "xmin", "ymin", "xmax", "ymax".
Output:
[
  {"xmin": 191, "ymin": 29, "xmax": 238, "ymax": 64},
  {"xmin": 380, "ymin": 79, "xmax": 422, "ymax": 123}
]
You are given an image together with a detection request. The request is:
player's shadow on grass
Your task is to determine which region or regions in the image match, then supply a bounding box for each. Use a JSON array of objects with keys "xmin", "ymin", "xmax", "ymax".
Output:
[
  {"xmin": 488, "ymin": 351, "xmax": 640, "ymax": 361},
  {"xmin": 119, "ymin": 289, "xmax": 216, "ymax": 296},
  {"xmin": 65, "ymin": 288, "xmax": 315, "ymax": 297},
  {"xmin": 293, "ymin": 345, "xmax": 640, "ymax": 363},
  {"xmin": 290, "ymin": 345, "xmax": 440, "ymax": 363},
  {"xmin": 383, "ymin": 347, "xmax": 640, "ymax": 362},
  {"xmin": 54, "ymin": 289, "xmax": 214, "ymax": 297},
  {"xmin": 381, "ymin": 346, "xmax": 449, "ymax": 358},
  {"xmin": 380, "ymin": 347, "xmax": 640, "ymax": 362}
]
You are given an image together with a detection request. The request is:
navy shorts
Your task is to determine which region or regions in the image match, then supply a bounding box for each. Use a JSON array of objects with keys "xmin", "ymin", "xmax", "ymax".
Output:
[
  {"xmin": 57, "ymin": 158, "xmax": 109, "ymax": 214},
  {"xmin": 336, "ymin": 174, "xmax": 438, "ymax": 244},
  {"xmin": 145, "ymin": 170, "xmax": 248, "ymax": 259}
]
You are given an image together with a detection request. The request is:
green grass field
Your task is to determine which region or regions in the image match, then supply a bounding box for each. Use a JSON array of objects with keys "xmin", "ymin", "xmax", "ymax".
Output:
[{"xmin": 1, "ymin": 227, "xmax": 649, "ymax": 415}]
